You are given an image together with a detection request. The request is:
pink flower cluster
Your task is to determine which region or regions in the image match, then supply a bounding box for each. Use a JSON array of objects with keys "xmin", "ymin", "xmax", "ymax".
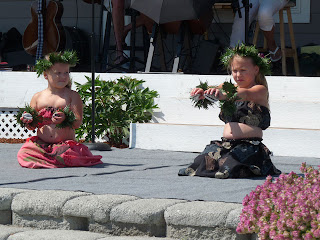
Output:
[{"xmin": 237, "ymin": 163, "xmax": 320, "ymax": 240}]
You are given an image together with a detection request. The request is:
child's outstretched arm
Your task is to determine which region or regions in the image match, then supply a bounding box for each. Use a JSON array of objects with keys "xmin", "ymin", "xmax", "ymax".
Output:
[{"xmin": 70, "ymin": 90, "xmax": 83, "ymax": 129}]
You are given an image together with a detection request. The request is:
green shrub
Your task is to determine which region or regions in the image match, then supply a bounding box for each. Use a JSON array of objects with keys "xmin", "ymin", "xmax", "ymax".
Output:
[{"xmin": 75, "ymin": 76, "xmax": 159, "ymax": 146}]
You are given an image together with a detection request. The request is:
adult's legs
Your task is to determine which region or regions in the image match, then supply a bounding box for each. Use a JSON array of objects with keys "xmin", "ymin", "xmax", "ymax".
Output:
[
  {"xmin": 111, "ymin": 0, "xmax": 126, "ymax": 64},
  {"xmin": 262, "ymin": 27, "xmax": 279, "ymax": 59},
  {"xmin": 123, "ymin": 14, "xmax": 154, "ymax": 40},
  {"xmin": 229, "ymin": 0, "xmax": 259, "ymax": 47},
  {"xmin": 258, "ymin": 0, "xmax": 289, "ymax": 61}
]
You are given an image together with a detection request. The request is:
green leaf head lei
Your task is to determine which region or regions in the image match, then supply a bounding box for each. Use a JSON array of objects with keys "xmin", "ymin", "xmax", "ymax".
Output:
[
  {"xmin": 220, "ymin": 43, "xmax": 272, "ymax": 76},
  {"xmin": 34, "ymin": 50, "xmax": 79, "ymax": 77}
]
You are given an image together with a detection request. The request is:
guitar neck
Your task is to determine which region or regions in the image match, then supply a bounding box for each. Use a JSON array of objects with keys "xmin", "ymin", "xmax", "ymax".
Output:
[
  {"xmin": 36, "ymin": 0, "xmax": 46, "ymax": 60},
  {"xmin": 38, "ymin": 0, "xmax": 46, "ymax": 13}
]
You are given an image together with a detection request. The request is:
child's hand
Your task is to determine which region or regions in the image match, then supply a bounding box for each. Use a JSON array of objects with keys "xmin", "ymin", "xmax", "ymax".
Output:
[
  {"xmin": 204, "ymin": 88, "xmax": 226, "ymax": 101},
  {"xmin": 191, "ymin": 88, "xmax": 205, "ymax": 100},
  {"xmin": 25, "ymin": 123, "xmax": 36, "ymax": 131},
  {"xmin": 51, "ymin": 111, "xmax": 66, "ymax": 125},
  {"xmin": 20, "ymin": 112, "xmax": 33, "ymax": 124}
]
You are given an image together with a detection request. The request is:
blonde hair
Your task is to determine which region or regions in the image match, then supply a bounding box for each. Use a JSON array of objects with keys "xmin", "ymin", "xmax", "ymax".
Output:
[{"xmin": 255, "ymin": 72, "xmax": 269, "ymax": 106}]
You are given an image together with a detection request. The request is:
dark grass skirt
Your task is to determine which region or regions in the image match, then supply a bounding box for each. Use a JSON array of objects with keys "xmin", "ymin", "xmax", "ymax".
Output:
[{"xmin": 178, "ymin": 138, "xmax": 281, "ymax": 178}]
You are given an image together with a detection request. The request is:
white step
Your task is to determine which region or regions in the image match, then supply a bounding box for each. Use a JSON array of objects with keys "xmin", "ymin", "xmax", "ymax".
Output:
[{"xmin": 130, "ymin": 123, "xmax": 320, "ymax": 158}]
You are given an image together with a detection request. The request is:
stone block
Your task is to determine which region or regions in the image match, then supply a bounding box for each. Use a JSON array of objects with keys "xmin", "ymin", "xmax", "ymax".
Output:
[
  {"xmin": 12, "ymin": 213, "xmax": 87, "ymax": 230},
  {"xmin": 0, "ymin": 188, "xmax": 36, "ymax": 225},
  {"xmin": 110, "ymin": 198, "xmax": 185, "ymax": 237},
  {"xmin": 0, "ymin": 188, "xmax": 35, "ymax": 211},
  {"xmin": 11, "ymin": 190, "xmax": 91, "ymax": 229},
  {"xmin": 164, "ymin": 201, "xmax": 247, "ymax": 239},
  {"xmin": 0, "ymin": 225, "xmax": 31, "ymax": 240},
  {"xmin": 62, "ymin": 194, "xmax": 138, "ymax": 233}
]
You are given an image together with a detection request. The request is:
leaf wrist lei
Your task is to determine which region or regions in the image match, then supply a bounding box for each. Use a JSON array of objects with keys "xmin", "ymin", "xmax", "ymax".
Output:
[
  {"xmin": 190, "ymin": 81, "xmax": 218, "ymax": 110},
  {"xmin": 190, "ymin": 80, "xmax": 239, "ymax": 116},
  {"xmin": 34, "ymin": 50, "xmax": 79, "ymax": 77},
  {"xmin": 16, "ymin": 105, "xmax": 76, "ymax": 129},
  {"xmin": 55, "ymin": 106, "xmax": 77, "ymax": 129},
  {"xmin": 16, "ymin": 104, "xmax": 42, "ymax": 129},
  {"xmin": 219, "ymin": 81, "xmax": 240, "ymax": 117}
]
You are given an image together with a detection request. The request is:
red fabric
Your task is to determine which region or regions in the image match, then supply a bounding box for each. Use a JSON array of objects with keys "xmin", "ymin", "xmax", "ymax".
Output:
[{"xmin": 17, "ymin": 136, "xmax": 103, "ymax": 169}]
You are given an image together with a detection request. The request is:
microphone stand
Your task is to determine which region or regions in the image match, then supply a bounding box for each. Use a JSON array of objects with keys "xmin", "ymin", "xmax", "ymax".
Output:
[
  {"xmin": 91, "ymin": 0, "xmax": 95, "ymax": 144},
  {"xmin": 86, "ymin": 0, "xmax": 111, "ymax": 151},
  {"xmin": 242, "ymin": 0, "xmax": 251, "ymax": 44},
  {"xmin": 231, "ymin": 0, "xmax": 252, "ymax": 45}
]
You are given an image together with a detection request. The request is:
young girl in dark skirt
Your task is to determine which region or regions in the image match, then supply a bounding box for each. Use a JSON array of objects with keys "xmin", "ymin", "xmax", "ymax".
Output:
[{"xmin": 179, "ymin": 44, "xmax": 281, "ymax": 178}]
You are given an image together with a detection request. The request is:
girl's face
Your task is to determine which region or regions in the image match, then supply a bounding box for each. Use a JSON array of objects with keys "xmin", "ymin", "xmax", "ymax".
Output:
[
  {"xmin": 44, "ymin": 63, "xmax": 70, "ymax": 89},
  {"xmin": 231, "ymin": 55, "xmax": 259, "ymax": 89}
]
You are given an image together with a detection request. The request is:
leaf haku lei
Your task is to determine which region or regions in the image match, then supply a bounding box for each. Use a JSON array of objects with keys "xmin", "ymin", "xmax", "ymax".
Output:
[
  {"xmin": 220, "ymin": 43, "xmax": 272, "ymax": 76},
  {"xmin": 35, "ymin": 50, "xmax": 79, "ymax": 77}
]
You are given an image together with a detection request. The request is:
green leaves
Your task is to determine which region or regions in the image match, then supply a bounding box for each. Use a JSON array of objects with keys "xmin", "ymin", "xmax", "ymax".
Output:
[
  {"xmin": 219, "ymin": 80, "xmax": 239, "ymax": 117},
  {"xmin": 190, "ymin": 81, "xmax": 217, "ymax": 110},
  {"xmin": 15, "ymin": 104, "xmax": 41, "ymax": 129},
  {"xmin": 55, "ymin": 106, "xmax": 76, "ymax": 129},
  {"xmin": 221, "ymin": 80, "xmax": 237, "ymax": 96},
  {"xmin": 220, "ymin": 43, "xmax": 271, "ymax": 76},
  {"xmin": 75, "ymin": 76, "xmax": 159, "ymax": 146},
  {"xmin": 191, "ymin": 80, "xmax": 239, "ymax": 117},
  {"xmin": 35, "ymin": 50, "xmax": 79, "ymax": 77}
]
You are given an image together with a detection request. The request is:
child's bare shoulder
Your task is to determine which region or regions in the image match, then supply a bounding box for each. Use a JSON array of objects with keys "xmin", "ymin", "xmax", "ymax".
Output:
[
  {"xmin": 69, "ymin": 89, "xmax": 80, "ymax": 97},
  {"xmin": 32, "ymin": 89, "xmax": 47, "ymax": 99},
  {"xmin": 68, "ymin": 89, "xmax": 82, "ymax": 103}
]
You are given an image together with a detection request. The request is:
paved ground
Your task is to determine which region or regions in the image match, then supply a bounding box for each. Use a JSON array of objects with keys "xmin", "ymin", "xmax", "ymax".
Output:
[{"xmin": 0, "ymin": 143, "xmax": 318, "ymax": 203}]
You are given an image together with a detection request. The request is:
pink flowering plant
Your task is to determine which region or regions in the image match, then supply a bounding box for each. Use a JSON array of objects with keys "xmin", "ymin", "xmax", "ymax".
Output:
[{"xmin": 237, "ymin": 162, "xmax": 320, "ymax": 240}]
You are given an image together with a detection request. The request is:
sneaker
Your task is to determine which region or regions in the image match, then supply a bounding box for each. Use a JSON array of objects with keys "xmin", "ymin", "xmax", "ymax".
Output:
[{"xmin": 269, "ymin": 47, "xmax": 282, "ymax": 62}]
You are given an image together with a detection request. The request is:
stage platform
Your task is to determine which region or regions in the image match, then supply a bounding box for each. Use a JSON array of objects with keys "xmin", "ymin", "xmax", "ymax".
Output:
[{"xmin": 1, "ymin": 71, "xmax": 319, "ymax": 158}]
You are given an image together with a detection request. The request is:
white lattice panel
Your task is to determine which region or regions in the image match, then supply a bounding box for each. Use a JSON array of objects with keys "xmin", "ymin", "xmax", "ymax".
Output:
[{"xmin": 0, "ymin": 108, "xmax": 36, "ymax": 139}]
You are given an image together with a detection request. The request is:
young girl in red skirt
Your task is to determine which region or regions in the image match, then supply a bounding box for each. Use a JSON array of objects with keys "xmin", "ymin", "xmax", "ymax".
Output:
[{"xmin": 17, "ymin": 51, "xmax": 102, "ymax": 168}]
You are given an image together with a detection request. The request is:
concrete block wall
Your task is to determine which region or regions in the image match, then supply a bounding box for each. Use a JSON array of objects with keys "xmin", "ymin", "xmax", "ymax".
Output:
[{"xmin": 0, "ymin": 187, "xmax": 255, "ymax": 239}]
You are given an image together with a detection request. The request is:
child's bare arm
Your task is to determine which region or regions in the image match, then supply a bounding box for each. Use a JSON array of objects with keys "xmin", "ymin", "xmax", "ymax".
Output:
[
  {"xmin": 29, "ymin": 92, "xmax": 39, "ymax": 110},
  {"xmin": 70, "ymin": 90, "xmax": 83, "ymax": 129},
  {"xmin": 237, "ymin": 85, "xmax": 268, "ymax": 105}
]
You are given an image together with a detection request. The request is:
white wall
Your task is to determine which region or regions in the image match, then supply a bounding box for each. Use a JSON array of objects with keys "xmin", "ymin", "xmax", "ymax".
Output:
[{"xmin": 1, "ymin": 72, "xmax": 319, "ymax": 157}]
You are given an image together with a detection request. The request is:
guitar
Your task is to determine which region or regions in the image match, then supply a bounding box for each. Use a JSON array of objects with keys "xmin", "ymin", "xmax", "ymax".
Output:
[{"xmin": 23, "ymin": 0, "xmax": 66, "ymax": 56}]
